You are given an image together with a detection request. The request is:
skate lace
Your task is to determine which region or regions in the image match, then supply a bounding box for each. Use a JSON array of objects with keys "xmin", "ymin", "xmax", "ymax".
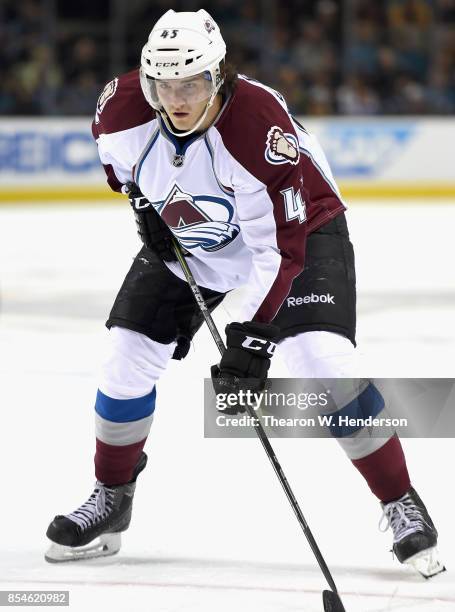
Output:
[
  {"xmin": 66, "ymin": 482, "xmax": 115, "ymax": 532},
  {"xmin": 379, "ymin": 493, "xmax": 428, "ymax": 543}
]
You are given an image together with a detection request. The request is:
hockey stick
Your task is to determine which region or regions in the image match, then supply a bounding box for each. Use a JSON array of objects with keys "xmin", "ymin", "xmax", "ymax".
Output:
[{"xmin": 172, "ymin": 239, "xmax": 346, "ymax": 612}]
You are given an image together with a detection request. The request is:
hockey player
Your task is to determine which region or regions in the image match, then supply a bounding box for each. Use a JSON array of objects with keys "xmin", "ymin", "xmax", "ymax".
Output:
[{"xmin": 45, "ymin": 9, "xmax": 442, "ymax": 578}]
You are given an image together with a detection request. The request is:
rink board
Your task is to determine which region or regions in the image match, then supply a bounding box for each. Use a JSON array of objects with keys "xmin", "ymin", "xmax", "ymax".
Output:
[{"xmin": 1, "ymin": 117, "xmax": 455, "ymax": 201}]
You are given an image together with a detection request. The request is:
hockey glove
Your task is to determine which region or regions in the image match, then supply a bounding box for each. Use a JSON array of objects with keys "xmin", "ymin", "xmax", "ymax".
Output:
[
  {"xmin": 211, "ymin": 321, "xmax": 279, "ymax": 415},
  {"xmin": 126, "ymin": 181, "xmax": 177, "ymax": 262}
]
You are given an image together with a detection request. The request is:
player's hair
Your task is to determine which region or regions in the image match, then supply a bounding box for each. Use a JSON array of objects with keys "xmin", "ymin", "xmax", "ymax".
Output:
[{"xmin": 220, "ymin": 61, "xmax": 238, "ymax": 96}]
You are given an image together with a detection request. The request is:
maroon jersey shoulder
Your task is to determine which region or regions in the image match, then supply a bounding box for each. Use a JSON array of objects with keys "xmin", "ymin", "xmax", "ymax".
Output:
[
  {"xmin": 215, "ymin": 77, "xmax": 299, "ymax": 183},
  {"xmin": 92, "ymin": 69, "xmax": 155, "ymax": 138}
]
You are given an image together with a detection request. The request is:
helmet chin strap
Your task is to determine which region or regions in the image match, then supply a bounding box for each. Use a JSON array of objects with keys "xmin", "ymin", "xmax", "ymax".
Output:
[{"xmin": 158, "ymin": 87, "xmax": 221, "ymax": 137}]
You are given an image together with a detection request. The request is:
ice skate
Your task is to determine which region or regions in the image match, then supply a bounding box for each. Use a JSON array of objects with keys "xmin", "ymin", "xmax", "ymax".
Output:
[
  {"xmin": 380, "ymin": 487, "xmax": 445, "ymax": 578},
  {"xmin": 45, "ymin": 452, "xmax": 147, "ymax": 563}
]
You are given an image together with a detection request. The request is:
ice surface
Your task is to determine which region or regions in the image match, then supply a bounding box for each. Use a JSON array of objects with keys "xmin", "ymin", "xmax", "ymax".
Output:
[{"xmin": 0, "ymin": 202, "xmax": 454, "ymax": 611}]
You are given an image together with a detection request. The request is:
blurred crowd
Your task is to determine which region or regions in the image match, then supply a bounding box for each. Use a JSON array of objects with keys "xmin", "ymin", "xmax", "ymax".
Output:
[{"xmin": 1, "ymin": 0, "xmax": 454, "ymax": 116}]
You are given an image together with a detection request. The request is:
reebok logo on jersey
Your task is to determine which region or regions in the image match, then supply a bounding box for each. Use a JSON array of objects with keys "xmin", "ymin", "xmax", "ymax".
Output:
[{"xmin": 287, "ymin": 293, "xmax": 335, "ymax": 307}]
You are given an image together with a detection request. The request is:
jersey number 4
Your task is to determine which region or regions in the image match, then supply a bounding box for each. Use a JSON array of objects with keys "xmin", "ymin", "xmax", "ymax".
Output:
[{"xmin": 280, "ymin": 187, "xmax": 307, "ymax": 224}]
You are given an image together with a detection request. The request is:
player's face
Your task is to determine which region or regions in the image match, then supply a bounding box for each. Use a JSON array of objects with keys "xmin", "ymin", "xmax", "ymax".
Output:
[{"xmin": 155, "ymin": 74, "xmax": 213, "ymax": 130}]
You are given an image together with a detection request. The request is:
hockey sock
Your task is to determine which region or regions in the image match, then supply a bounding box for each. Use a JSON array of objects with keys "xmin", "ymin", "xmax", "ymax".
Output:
[
  {"xmin": 94, "ymin": 387, "xmax": 156, "ymax": 485},
  {"xmin": 95, "ymin": 438, "xmax": 148, "ymax": 485},
  {"xmin": 351, "ymin": 435, "xmax": 411, "ymax": 502}
]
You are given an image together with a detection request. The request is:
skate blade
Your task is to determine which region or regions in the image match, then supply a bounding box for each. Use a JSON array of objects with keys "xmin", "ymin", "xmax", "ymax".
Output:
[
  {"xmin": 44, "ymin": 533, "xmax": 121, "ymax": 563},
  {"xmin": 406, "ymin": 546, "xmax": 446, "ymax": 579}
]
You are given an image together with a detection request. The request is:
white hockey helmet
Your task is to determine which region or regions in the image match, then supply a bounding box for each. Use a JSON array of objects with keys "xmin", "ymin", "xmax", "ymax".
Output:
[{"xmin": 140, "ymin": 9, "xmax": 226, "ymax": 136}]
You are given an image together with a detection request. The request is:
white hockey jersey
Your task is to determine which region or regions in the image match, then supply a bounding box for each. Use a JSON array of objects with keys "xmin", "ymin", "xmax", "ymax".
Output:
[{"xmin": 92, "ymin": 70, "xmax": 346, "ymax": 322}]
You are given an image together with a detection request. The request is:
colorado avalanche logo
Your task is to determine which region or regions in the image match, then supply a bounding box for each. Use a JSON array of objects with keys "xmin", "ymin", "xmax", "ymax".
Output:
[
  {"xmin": 265, "ymin": 125, "xmax": 300, "ymax": 166},
  {"xmin": 204, "ymin": 19, "xmax": 215, "ymax": 34},
  {"xmin": 157, "ymin": 184, "xmax": 239, "ymax": 252}
]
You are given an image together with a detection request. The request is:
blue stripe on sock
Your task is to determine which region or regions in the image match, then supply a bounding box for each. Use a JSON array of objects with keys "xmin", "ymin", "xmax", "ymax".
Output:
[
  {"xmin": 325, "ymin": 383, "xmax": 385, "ymax": 438},
  {"xmin": 95, "ymin": 387, "xmax": 156, "ymax": 423}
]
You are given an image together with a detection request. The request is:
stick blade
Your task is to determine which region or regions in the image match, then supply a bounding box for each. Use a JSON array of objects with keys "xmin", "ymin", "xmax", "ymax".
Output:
[{"xmin": 322, "ymin": 590, "xmax": 346, "ymax": 612}]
